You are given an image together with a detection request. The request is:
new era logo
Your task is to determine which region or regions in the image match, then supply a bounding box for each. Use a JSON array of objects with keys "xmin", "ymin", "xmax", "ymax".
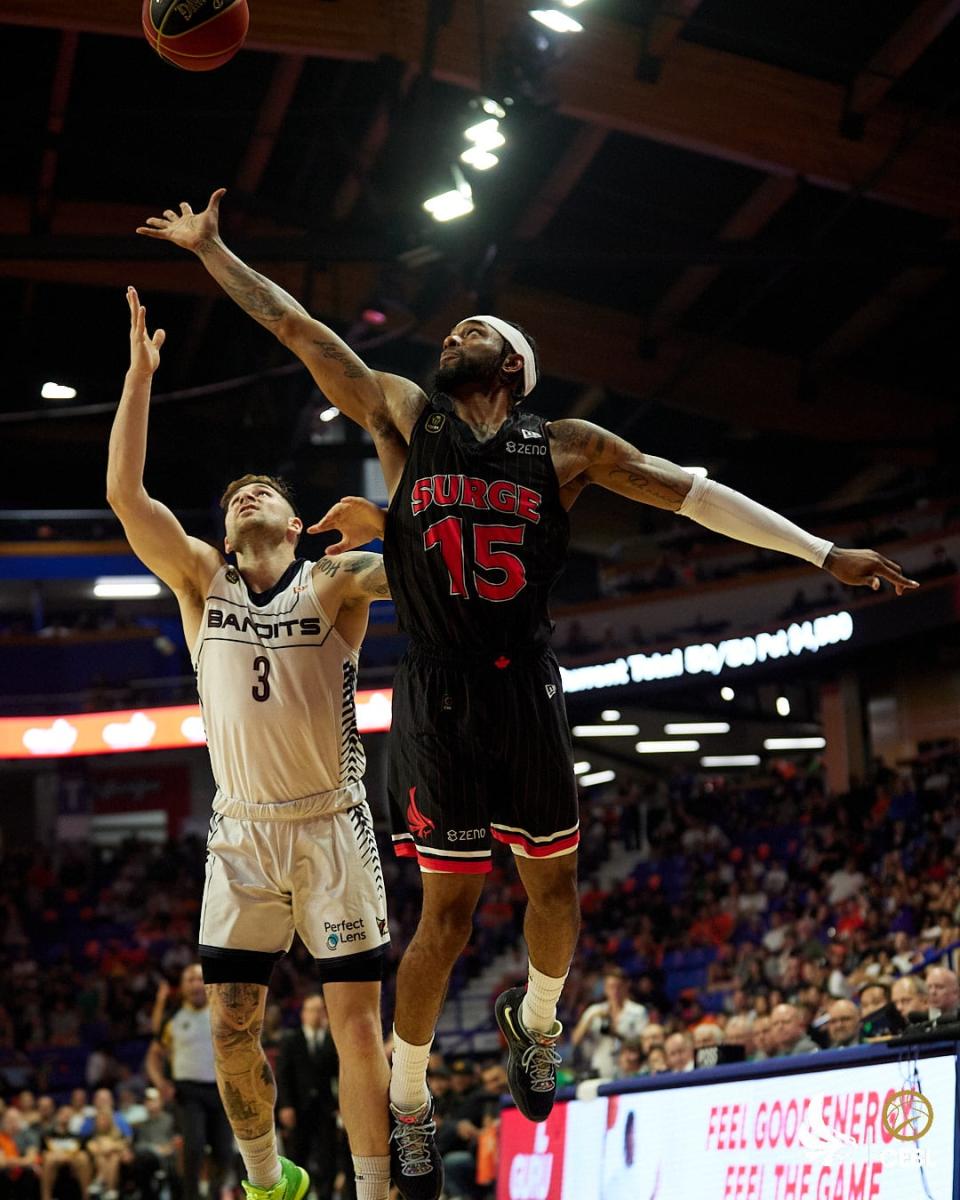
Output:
[
  {"xmin": 545, "ymin": 684, "xmax": 557, "ymax": 698},
  {"xmin": 521, "ymin": 428, "xmax": 542, "ymax": 439}
]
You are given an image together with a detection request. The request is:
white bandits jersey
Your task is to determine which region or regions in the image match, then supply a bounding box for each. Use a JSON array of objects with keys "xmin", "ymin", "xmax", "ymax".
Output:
[{"xmin": 191, "ymin": 558, "xmax": 365, "ymax": 810}]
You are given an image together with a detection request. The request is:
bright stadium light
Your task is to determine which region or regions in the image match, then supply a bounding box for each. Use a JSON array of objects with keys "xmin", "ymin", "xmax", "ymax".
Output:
[
  {"xmin": 636, "ymin": 740, "xmax": 700, "ymax": 754},
  {"xmin": 579, "ymin": 770, "xmax": 615, "ymax": 787},
  {"xmin": 423, "ymin": 187, "xmax": 474, "ymax": 222},
  {"xmin": 764, "ymin": 737, "xmax": 826, "ymax": 751},
  {"xmin": 460, "ymin": 147, "xmax": 500, "ymax": 170},
  {"xmin": 601, "ymin": 709, "xmax": 621, "ymax": 721},
  {"xmin": 572, "ymin": 724, "xmax": 640, "ymax": 737},
  {"xmin": 776, "ymin": 696, "xmax": 791, "ymax": 716},
  {"xmin": 573, "ymin": 761, "xmax": 592, "ymax": 775},
  {"xmin": 319, "ymin": 407, "xmax": 340, "ymax": 422},
  {"xmin": 664, "ymin": 722, "xmax": 730, "ymax": 735},
  {"xmin": 42, "ymin": 381, "xmax": 77, "ymax": 400},
  {"xmin": 701, "ymin": 755, "xmax": 761, "ymax": 768},
  {"xmin": 94, "ymin": 576, "xmax": 161, "ymax": 599},
  {"xmin": 481, "ymin": 98, "xmax": 507, "ymax": 118},
  {"xmin": 464, "ymin": 119, "xmax": 506, "ymax": 150},
  {"xmin": 530, "ymin": 10, "xmax": 584, "ymax": 33},
  {"xmin": 720, "ymin": 687, "xmax": 735, "ymax": 701}
]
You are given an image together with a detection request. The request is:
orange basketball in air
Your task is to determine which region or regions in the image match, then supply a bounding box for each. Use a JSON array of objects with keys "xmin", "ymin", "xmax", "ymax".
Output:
[{"xmin": 142, "ymin": 0, "xmax": 250, "ymax": 72}]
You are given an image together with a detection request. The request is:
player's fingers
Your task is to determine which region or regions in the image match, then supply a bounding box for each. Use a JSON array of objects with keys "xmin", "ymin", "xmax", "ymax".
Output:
[
  {"xmin": 209, "ymin": 187, "xmax": 226, "ymax": 211},
  {"xmin": 307, "ymin": 506, "xmax": 344, "ymax": 534},
  {"xmin": 153, "ymin": 329, "xmax": 166, "ymax": 349},
  {"xmin": 163, "ymin": 209, "xmax": 177, "ymax": 221},
  {"xmin": 179, "ymin": 201, "xmax": 193, "ymax": 216},
  {"xmin": 324, "ymin": 538, "xmax": 350, "ymax": 555},
  {"xmin": 877, "ymin": 562, "xmax": 918, "ymax": 589}
]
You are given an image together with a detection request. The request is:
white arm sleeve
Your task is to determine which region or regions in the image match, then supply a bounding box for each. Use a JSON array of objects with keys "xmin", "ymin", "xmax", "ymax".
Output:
[{"xmin": 677, "ymin": 474, "xmax": 833, "ymax": 567}]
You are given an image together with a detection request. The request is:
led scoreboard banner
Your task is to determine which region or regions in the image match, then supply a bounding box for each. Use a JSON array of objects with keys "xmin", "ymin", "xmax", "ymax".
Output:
[
  {"xmin": 499, "ymin": 1044, "xmax": 957, "ymax": 1200},
  {"xmin": 0, "ymin": 690, "xmax": 393, "ymax": 759}
]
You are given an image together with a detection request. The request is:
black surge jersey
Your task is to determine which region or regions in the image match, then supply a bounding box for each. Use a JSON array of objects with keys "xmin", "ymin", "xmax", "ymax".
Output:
[{"xmin": 383, "ymin": 394, "xmax": 570, "ymax": 655}]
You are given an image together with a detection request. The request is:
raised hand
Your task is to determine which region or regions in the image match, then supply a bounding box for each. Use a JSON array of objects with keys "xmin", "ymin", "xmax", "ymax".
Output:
[
  {"xmin": 127, "ymin": 286, "xmax": 165, "ymax": 376},
  {"xmin": 308, "ymin": 496, "xmax": 386, "ymax": 554},
  {"xmin": 825, "ymin": 547, "xmax": 918, "ymax": 596},
  {"xmin": 136, "ymin": 188, "xmax": 226, "ymax": 252}
]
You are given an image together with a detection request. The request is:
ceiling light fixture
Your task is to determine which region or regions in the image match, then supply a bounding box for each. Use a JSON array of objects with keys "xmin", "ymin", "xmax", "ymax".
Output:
[
  {"xmin": 529, "ymin": 9, "xmax": 584, "ymax": 33},
  {"xmin": 601, "ymin": 709, "xmax": 621, "ymax": 722},
  {"xmin": 636, "ymin": 740, "xmax": 700, "ymax": 754},
  {"xmin": 424, "ymin": 166, "xmax": 474, "ymax": 223},
  {"xmin": 573, "ymin": 761, "xmax": 592, "ymax": 775},
  {"xmin": 463, "ymin": 119, "xmax": 506, "ymax": 151},
  {"xmin": 480, "ymin": 98, "xmax": 508, "ymax": 119},
  {"xmin": 93, "ymin": 576, "xmax": 162, "ymax": 599},
  {"xmin": 571, "ymin": 724, "xmax": 640, "ymax": 737},
  {"xmin": 701, "ymin": 755, "xmax": 761, "ymax": 767},
  {"xmin": 664, "ymin": 722, "xmax": 730, "ymax": 735},
  {"xmin": 460, "ymin": 147, "xmax": 499, "ymax": 170},
  {"xmin": 579, "ymin": 770, "xmax": 615, "ymax": 787},
  {"xmin": 720, "ymin": 687, "xmax": 735, "ymax": 701},
  {"xmin": 319, "ymin": 407, "xmax": 340, "ymax": 422},
  {"xmin": 41, "ymin": 381, "xmax": 77, "ymax": 400},
  {"xmin": 764, "ymin": 737, "xmax": 826, "ymax": 750},
  {"xmin": 776, "ymin": 696, "xmax": 791, "ymax": 716}
]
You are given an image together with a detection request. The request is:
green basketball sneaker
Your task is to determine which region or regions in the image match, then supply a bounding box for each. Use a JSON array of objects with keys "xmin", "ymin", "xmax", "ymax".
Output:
[{"xmin": 240, "ymin": 1158, "xmax": 310, "ymax": 1200}]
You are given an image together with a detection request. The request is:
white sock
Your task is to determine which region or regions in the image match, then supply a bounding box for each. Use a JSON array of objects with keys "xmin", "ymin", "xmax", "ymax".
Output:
[
  {"xmin": 235, "ymin": 1127, "xmax": 281, "ymax": 1189},
  {"xmin": 352, "ymin": 1155, "xmax": 390, "ymax": 1200},
  {"xmin": 389, "ymin": 1027, "xmax": 433, "ymax": 1112},
  {"xmin": 521, "ymin": 962, "xmax": 567, "ymax": 1034}
]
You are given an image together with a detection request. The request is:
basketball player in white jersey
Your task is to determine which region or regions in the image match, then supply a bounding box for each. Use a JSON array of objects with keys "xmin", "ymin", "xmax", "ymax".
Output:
[{"xmin": 106, "ymin": 288, "xmax": 393, "ymax": 1200}]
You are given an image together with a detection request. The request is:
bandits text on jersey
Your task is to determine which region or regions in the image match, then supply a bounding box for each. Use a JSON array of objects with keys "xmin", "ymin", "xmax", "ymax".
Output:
[
  {"xmin": 410, "ymin": 475, "xmax": 542, "ymax": 524},
  {"xmin": 206, "ymin": 609, "xmax": 325, "ymax": 638}
]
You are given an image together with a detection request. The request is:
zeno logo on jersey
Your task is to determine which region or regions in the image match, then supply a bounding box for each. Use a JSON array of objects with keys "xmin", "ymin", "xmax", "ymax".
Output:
[{"xmin": 506, "ymin": 441, "xmax": 547, "ymax": 456}]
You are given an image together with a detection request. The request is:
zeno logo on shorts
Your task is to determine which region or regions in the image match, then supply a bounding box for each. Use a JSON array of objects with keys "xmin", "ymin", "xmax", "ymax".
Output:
[{"xmin": 448, "ymin": 828, "xmax": 485, "ymax": 842}]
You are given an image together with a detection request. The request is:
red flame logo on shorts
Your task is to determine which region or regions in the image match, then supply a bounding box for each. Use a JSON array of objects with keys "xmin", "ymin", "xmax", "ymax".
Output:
[{"xmin": 406, "ymin": 787, "xmax": 435, "ymax": 840}]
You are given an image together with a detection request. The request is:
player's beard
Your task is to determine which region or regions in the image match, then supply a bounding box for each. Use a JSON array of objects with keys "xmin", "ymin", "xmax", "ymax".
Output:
[{"xmin": 433, "ymin": 346, "xmax": 503, "ymax": 394}]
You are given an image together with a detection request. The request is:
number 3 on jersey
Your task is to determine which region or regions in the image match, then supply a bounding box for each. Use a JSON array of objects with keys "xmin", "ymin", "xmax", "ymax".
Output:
[
  {"xmin": 424, "ymin": 516, "xmax": 526, "ymax": 602},
  {"xmin": 251, "ymin": 655, "xmax": 271, "ymax": 702}
]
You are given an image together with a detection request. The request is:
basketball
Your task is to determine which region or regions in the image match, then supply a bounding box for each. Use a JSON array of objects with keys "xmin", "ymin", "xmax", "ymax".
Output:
[{"xmin": 141, "ymin": 0, "xmax": 249, "ymax": 72}]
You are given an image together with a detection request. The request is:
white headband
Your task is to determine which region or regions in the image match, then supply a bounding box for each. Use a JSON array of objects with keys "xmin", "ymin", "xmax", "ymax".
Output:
[{"xmin": 463, "ymin": 314, "xmax": 538, "ymax": 397}]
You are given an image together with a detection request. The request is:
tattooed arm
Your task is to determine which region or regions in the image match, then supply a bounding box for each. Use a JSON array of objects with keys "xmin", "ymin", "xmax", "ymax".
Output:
[
  {"xmin": 313, "ymin": 552, "xmax": 390, "ymax": 605},
  {"xmin": 548, "ymin": 419, "xmax": 918, "ymax": 592},
  {"xmin": 135, "ymin": 190, "xmax": 426, "ymax": 455}
]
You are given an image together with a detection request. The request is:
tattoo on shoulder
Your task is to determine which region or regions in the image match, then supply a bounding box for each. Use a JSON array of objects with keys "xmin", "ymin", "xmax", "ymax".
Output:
[
  {"xmin": 316, "ymin": 557, "xmax": 341, "ymax": 579},
  {"xmin": 311, "ymin": 339, "xmax": 365, "ymax": 379},
  {"xmin": 344, "ymin": 553, "xmax": 390, "ymax": 598}
]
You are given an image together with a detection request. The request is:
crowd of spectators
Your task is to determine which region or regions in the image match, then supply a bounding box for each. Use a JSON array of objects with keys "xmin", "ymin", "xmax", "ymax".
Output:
[{"xmin": 1, "ymin": 745, "xmax": 958, "ymax": 1198}]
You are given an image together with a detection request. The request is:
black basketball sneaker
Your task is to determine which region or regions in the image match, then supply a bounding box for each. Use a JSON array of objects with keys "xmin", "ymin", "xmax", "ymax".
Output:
[
  {"xmin": 389, "ymin": 1098, "xmax": 443, "ymax": 1200},
  {"xmin": 495, "ymin": 986, "xmax": 563, "ymax": 1122}
]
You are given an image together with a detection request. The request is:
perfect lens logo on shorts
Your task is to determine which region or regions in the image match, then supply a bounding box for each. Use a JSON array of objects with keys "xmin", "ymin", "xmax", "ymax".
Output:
[{"xmin": 324, "ymin": 918, "xmax": 366, "ymax": 951}]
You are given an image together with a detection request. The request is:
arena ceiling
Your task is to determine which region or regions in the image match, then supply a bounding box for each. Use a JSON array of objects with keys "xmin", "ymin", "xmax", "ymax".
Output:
[{"xmin": 1, "ymin": 0, "xmax": 958, "ymax": 540}]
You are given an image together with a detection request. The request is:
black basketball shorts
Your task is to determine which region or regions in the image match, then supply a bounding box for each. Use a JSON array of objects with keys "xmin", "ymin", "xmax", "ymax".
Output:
[{"xmin": 387, "ymin": 645, "xmax": 580, "ymax": 873}]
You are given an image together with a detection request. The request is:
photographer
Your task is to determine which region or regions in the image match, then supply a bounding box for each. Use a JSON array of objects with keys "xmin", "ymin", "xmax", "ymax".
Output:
[{"xmin": 571, "ymin": 968, "xmax": 648, "ymax": 1079}]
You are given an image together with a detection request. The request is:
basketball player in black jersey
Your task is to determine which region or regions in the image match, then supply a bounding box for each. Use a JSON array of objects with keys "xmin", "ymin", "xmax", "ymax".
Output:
[{"xmin": 139, "ymin": 190, "xmax": 918, "ymax": 1200}]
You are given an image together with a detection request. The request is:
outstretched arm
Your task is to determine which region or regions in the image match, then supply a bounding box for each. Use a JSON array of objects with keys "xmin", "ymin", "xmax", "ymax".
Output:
[
  {"xmin": 136, "ymin": 190, "xmax": 426, "ymax": 449},
  {"xmin": 106, "ymin": 288, "xmax": 222, "ymax": 600},
  {"xmin": 308, "ymin": 495, "xmax": 386, "ymax": 553},
  {"xmin": 549, "ymin": 419, "xmax": 918, "ymax": 595}
]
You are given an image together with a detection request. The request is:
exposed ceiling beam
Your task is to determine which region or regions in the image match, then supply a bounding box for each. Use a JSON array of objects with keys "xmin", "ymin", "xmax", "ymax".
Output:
[
  {"xmin": 512, "ymin": 124, "xmax": 608, "ymax": 241},
  {"xmin": 35, "ymin": 29, "xmax": 78, "ymax": 231},
  {"xmin": 644, "ymin": 0, "xmax": 706, "ymax": 61},
  {"xmin": 650, "ymin": 174, "xmax": 798, "ymax": 335},
  {"xmin": 332, "ymin": 62, "xmax": 417, "ymax": 222},
  {"xmin": 4, "ymin": 0, "xmax": 959, "ymax": 219},
  {"xmin": 848, "ymin": 0, "xmax": 960, "ymax": 118},
  {"xmin": 1, "ymin": 248, "xmax": 948, "ymax": 443},
  {"xmin": 812, "ymin": 224, "xmax": 959, "ymax": 365}
]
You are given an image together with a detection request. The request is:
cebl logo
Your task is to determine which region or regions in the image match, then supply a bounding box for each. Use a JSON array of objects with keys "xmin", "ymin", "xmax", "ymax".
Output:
[{"xmin": 406, "ymin": 787, "xmax": 435, "ymax": 839}]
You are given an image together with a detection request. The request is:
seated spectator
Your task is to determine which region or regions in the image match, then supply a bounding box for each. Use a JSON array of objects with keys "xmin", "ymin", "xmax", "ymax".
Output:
[
  {"xmin": 0, "ymin": 1109, "xmax": 40, "ymax": 1200},
  {"xmin": 692, "ymin": 1024, "xmax": 723, "ymax": 1053},
  {"xmin": 77, "ymin": 1092, "xmax": 132, "ymax": 1141},
  {"xmin": 921, "ymin": 967, "xmax": 960, "ymax": 1023},
  {"xmin": 891, "ymin": 976, "xmax": 926, "ymax": 1023},
  {"xmin": 116, "ymin": 1091, "xmax": 147, "ymax": 1130},
  {"xmin": 826, "ymin": 1000, "xmax": 860, "ymax": 1048},
  {"xmin": 571, "ymin": 967, "xmax": 648, "ymax": 1079},
  {"xmin": 859, "ymin": 983, "xmax": 890, "ymax": 1019},
  {"xmin": 84, "ymin": 1110, "xmax": 131, "ymax": 1200},
  {"xmin": 66, "ymin": 1093, "xmax": 93, "ymax": 1137},
  {"xmin": 752, "ymin": 1015, "xmax": 773, "ymax": 1059},
  {"xmin": 615, "ymin": 1041, "xmax": 643, "ymax": 1080},
  {"xmin": 724, "ymin": 1016, "xmax": 763, "ymax": 1062},
  {"xmin": 639, "ymin": 1024, "xmax": 665, "ymax": 1061},
  {"xmin": 769, "ymin": 1004, "xmax": 819, "ymax": 1056},
  {"xmin": 130, "ymin": 1090, "xmax": 176, "ymax": 1200},
  {"xmin": 39, "ymin": 1107, "xmax": 91, "ymax": 1200},
  {"xmin": 663, "ymin": 1032, "xmax": 694, "ymax": 1074},
  {"xmin": 438, "ymin": 1064, "xmax": 507, "ymax": 1200},
  {"xmin": 644, "ymin": 1046, "xmax": 668, "ymax": 1075}
]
